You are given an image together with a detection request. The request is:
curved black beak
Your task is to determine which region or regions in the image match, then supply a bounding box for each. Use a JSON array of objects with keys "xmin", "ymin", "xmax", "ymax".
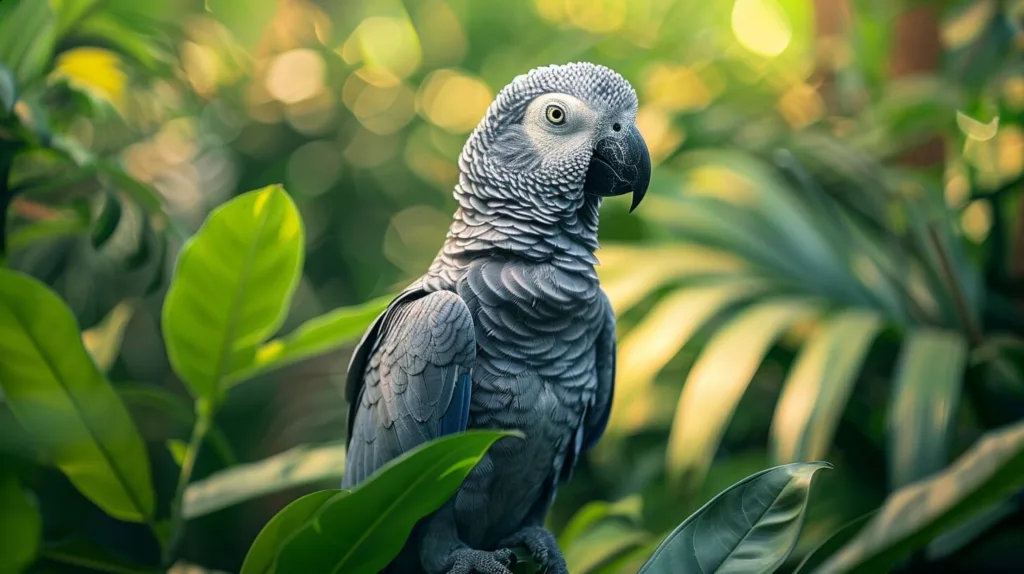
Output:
[{"xmin": 582, "ymin": 125, "xmax": 651, "ymax": 213}]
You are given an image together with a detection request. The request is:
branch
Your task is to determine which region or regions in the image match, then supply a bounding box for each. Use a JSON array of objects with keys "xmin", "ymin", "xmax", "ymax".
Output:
[{"xmin": 162, "ymin": 397, "xmax": 216, "ymax": 566}]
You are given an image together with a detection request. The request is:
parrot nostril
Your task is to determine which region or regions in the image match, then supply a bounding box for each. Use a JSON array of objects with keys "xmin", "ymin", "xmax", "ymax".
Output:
[{"xmin": 612, "ymin": 123, "xmax": 621, "ymax": 132}]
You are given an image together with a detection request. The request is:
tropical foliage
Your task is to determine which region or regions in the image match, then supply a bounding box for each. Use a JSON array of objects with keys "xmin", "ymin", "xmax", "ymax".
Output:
[{"xmin": 1, "ymin": 0, "xmax": 1023, "ymax": 573}]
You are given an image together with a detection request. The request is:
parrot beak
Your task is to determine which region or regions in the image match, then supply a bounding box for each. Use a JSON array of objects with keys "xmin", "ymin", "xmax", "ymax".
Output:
[{"xmin": 583, "ymin": 124, "xmax": 651, "ymax": 213}]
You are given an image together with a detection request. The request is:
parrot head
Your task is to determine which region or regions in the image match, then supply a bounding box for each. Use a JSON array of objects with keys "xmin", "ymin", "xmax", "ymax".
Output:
[{"xmin": 460, "ymin": 62, "xmax": 650, "ymax": 215}]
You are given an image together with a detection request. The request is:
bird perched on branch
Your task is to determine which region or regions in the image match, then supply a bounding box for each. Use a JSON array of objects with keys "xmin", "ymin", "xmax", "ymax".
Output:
[{"xmin": 343, "ymin": 62, "xmax": 650, "ymax": 574}]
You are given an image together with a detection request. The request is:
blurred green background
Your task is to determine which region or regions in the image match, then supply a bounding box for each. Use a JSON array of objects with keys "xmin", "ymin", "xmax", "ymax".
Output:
[{"xmin": 2, "ymin": 0, "xmax": 1024, "ymax": 572}]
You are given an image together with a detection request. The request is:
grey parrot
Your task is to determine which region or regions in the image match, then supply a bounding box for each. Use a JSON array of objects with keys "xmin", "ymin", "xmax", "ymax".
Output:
[{"xmin": 342, "ymin": 62, "xmax": 650, "ymax": 574}]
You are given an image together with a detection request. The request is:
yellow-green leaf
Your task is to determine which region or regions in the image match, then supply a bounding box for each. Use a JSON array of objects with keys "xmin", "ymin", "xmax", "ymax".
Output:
[
  {"xmin": 609, "ymin": 280, "xmax": 765, "ymax": 436},
  {"xmin": 162, "ymin": 185, "xmax": 304, "ymax": 398},
  {"xmin": 667, "ymin": 298, "xmax": 819, "ymax": 490},
  {"xmin": 888, "ymin": 329, "xmax": 968, "ymax": 489},
  {"xmin": 817, "ymin": 420, "xmax": 1024, "ymax": 573},
  {"xmin": 184, "ymin": 443, "xmax": 345, "ymax": 519},
  {"xmin": 771, "ymin": 310, "xmax": 883, "ymax": 463},
  {"xmin": 241, "ymin": 490, "xmax": 346, "ymax": 574},
  {"xmin": 0, "ymin": 269, "xmax": 154, "ymax": 522},
  {"xmin": 224, "ymin": 295, "xmax": 392, "ymax": 387}
]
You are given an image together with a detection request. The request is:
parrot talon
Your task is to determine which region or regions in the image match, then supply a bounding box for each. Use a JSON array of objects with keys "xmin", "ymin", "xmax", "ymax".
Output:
[
  {"xmin": 499, "ymin": 527, "xmax": 568, "ymax": 574},
  {"xmin": 445, "ymin": 547, "xmax": 514, "ymax": 574}
]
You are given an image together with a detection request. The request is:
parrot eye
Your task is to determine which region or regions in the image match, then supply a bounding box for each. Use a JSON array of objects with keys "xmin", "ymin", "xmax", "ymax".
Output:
[{"xmin": 545, "ymin": 104, "xmax": 566, "ymax": 125}]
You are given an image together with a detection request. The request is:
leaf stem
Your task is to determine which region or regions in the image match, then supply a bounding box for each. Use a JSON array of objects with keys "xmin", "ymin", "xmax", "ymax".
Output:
[
  {"xmin": 162, "ymin": 396, "xmax": 217, "ymax": 566},
  {"xmin": 927, "ymin": 225, "xmax": 984, "ymax": 346}
]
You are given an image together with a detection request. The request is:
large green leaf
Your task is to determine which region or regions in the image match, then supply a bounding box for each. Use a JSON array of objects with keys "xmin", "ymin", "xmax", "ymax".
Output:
[
  {"xmin": 887, "ymin": 329, "xmax": 968, "ymax": 489},
  {"xmin": 667, "ymin": 298, "xmax": 820, "ymax": 489},
  {"xmin": 223, "ymin": 294, "xmax": 392, "ymax": 386},
  {"xmin": 162, "ymin": 185, "xmax": 304, "ymax": 398},
  {"xmin": 0, "ymin": 0, "xmax": 57, "ymax": 84},
  {"xmin": 817, "ymin": 420, "xmax": 1024, "ymax": 573},
  {"xmin": 240, "ymin": 490, "xmax": 347, "ymax": 574},
  {"xmin": 0, "ymin": 473, "xmax": 42, "ymax": 573},
  {"xmin": 0, "ymin": 269, "xmax": 154, "ymax": 522},
  {"xmin": 184, "ymin": 442, "xmax": 345, "ymax": 519},
  {"xmin": 771, "ymin": 310, "xmax": 884, "ymax": 463},
  {"xmin": 609, "ymin": 280, "xmax": 766, "ymax": 436},
  {"xmin": 639, "ymin": 462, "xmax": 831, "ymax": 574},
  {"xmin": 270, "ymin": 430, "xmax": 518, "ymax": 574}
]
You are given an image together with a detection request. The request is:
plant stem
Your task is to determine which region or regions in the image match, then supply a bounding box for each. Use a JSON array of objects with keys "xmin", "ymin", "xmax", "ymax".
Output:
[
  {"xmin": 40, "ymin": 550, "xmax": 160, "ymax": 574},
  {"xmin": 0, "ymin": 137, "xmax": 24, "ymax": 255},
  {"xmin": 162, "ymin": 397, "xmax": 217, "ymax": 566},
  {"xmin": 927, "ymin": 226, "xmax": 985, "ymax": 346}
]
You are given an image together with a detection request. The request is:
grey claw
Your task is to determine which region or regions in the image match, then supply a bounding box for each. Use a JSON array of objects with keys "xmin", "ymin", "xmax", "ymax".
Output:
[
  {"xmin": 447, "ymin": 548, "xmax": 514, "ymax": 574},
  {"xmin": 500, "ymin": 527, "xmax": 568, "ymax": 574}
]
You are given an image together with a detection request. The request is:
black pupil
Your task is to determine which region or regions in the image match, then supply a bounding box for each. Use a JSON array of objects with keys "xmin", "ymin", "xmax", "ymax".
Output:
[
  {"xmin": 551, "ymin": 108, "xmax": 562, "ymax": 120},
  {"xmin": 613, "ymin": 123, "xmax": 621, "ymax": 132}
]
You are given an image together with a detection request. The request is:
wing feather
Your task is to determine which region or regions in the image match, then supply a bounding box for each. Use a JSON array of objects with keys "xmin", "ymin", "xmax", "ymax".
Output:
[{"xmin": 343, "ymin": 287, "xmax": 476, "ymax": 488}]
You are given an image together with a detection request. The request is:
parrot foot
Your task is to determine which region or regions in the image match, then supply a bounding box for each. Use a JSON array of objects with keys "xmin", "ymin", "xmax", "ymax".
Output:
[
  {"xmin": 445, "ymin": 547, "xmax": 515, "ymax": 574},
  {"xmin": 498, "ymin": 526, "xmax": 568, "ymax": 574}
]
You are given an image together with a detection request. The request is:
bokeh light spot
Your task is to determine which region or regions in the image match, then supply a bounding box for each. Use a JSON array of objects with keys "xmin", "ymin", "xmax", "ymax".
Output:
[
  {"xmin": 265, "ymin": 49, "xmax": 325, "ymax": 104},
  {"xmin": 731, "ymin": 0, "xmax": 792, "ymax": 57},
  {"xmin": 417, "ymin": 69, "xmax": 493, "ymax": 134}
]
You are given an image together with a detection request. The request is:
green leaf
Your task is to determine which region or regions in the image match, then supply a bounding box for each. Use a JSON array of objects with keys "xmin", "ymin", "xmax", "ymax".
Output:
[
  {"xmin": 610, "ymin": 280, "xmax": 766, "ymax": 436},
  {"xmin": 639, "ymin": 462, "xmax": 831, "ymax": 574},
  {"xmin": 166, "ymin": 439, "xmax": 188, "ymax": 467},
  {"xmin": 82, "ymin": 301, "xmax": 135, "ymax": 372},
  {"xmin": 666, "ymin": 298, "xmax": 820, "ymax": 490},
  {"xmin": 224, "ymin": 294, "xmax": 392, "ymax": 387},
  {"xmin": 0, "ymin": 0, "xmax": 57, "ymax": 84},
  {"xmin": 53, "ymin": 0, "xmax": 103, "ymax": 35},
  {"xmin": 35, "ymin": 538, "xmax": 161, "ymax": 574},
  {"xmin": 771, "ymin": 310, "xmax": 884, "ymax": 463},
  {"xmin": 89, "ymin": 188, "xmax": 123, "ymax": 249},
  {"xmin": 0, "ymin": 64, "xmax": 15, "ymax": 114},
  {"xmin": 565, "ymin": 520, "xmax": 651, "ymax": 574},
  {"xmin": 240, "ymin": 490, "xmax": 347, "ymax": 574},
  {"xmin": 0, "ymin": 473, "xmax": 42, "ymax": 573},
  {"xmin": 206, "ymin": 0, "xmax": 280, "ymax": 50},
  {"xmin": 162, "ymin": 185, "xmax": 304, "ymax": 398},
  {"xmin": 559, "ymin": 496, "xmax": 643, "ymax": 550},
  {"xmin": 817, "ymin": 420, "xmax": 1024, "ymax": 573},
  {"xmin": 887, "ymin": 329, "xmax": 968, "ymax": 489},
  {"xmin": 0, "ymin": 269, "xmax": 154, "ymax": 522},
  {"xmin": 7, "ymin": 214, "xmax": 90, "ymax": 251},
  {"xmin": 792, "ymin": 511, "xmax": 876, "ymax": 573},
  {"xmin": 273, "ymin": 430, "xmax": 519, "ymax": 574},
  {"xmin": 184, "ymin": 442, "xmax": 346, "ymax": 519}
]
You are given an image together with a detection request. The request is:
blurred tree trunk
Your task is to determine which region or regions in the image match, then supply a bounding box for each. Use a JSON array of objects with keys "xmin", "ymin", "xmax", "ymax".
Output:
[
  {"xmin": 889, "ymin": 3, "xmax": 946, "ymax": 169},
  {"xmin": 811, "ymin": 0, "xmax": 852, "ymax": 112}
]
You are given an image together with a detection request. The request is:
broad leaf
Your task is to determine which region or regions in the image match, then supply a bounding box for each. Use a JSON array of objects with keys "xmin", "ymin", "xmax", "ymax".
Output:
[
  {"xmin": 596, "ymin": 243, "xmax": 745, "ymax": 316},
  {"xmin": 566, "ymin": 521, "xmax": 651, "ymax": 574},
  {"xmin": 224, "ymin": 294, "xmax": 392, "ymax": 386},
  {"xmin": 771, "ymin": 310, "xmax": 883, "ymax": 463},
  {"xmin": 273, "ymin": 430, "xmax": 519, "ymax": 574},
  {"xmin": 162, "ymin": 185, "xmax": 304, "ymax": 398},
  {"xmin": 184, "ymin": 443, "xmax": 346, "ymax": 519},
  {"xmin": 609, "ymin": 280, "xmax": 765, "ymax": 436},
  {"xmin": 793, "ymin": 512, "xmax": 876, "ymax": 573},
  {"xmin": 0, "ymin": 269, "xmax": 154, "ymax": 522},
  {"xmin": 667, "ymin": 298, "xmax": 819, "ymax": 489},
  {"xmin": 0, "ymin": 473, "xmax": 41, "ymax": 573},
  {"xmin": 639, "ymin": 462, "xmax": 831, "ymax": 574},
  {"xmin": 887, "ymin": 329, "xmax": 968, "ymax": 488},
  {"xmin": 241, "ymin": 490, "xmax": 346, "ymax": 574},
  {"xmin": 0, "ymin": 0, "xmax": 57, "ymax": 84},
  {"xmin": 817, "ymin": 420, "xmax": 1024, "ymax": 573}
]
